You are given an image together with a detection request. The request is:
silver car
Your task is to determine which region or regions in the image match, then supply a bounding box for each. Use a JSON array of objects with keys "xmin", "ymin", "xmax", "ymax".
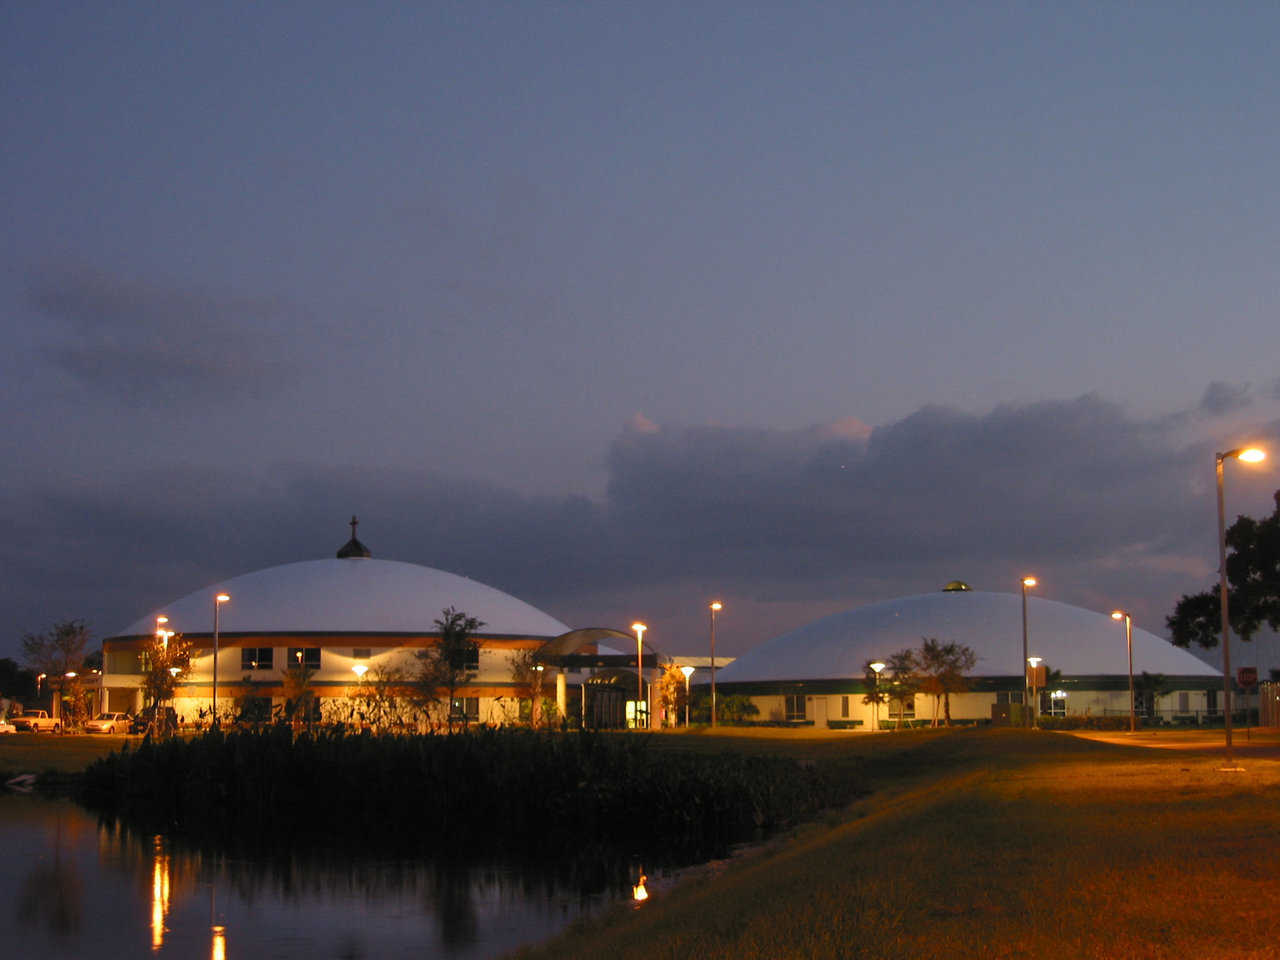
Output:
[{"xmin": 85, "ymin": 712, "xmax": 131, "ymax": 734}]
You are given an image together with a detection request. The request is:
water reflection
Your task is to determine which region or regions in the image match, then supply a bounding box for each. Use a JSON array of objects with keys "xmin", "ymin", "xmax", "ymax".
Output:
[
  {"xmin": 2, "ymin": 795, "xmax": 634, "ymax": 959},
  {"xmin": 16, "ymin": 814, "xmax": 83, "ymax": 938},
  {"xmin": 151, "ymin": 836, "xmax": 170, "ymax": 950}
]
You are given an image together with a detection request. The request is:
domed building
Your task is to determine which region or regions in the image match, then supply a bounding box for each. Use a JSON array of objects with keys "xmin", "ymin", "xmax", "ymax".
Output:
[
  {"xmin": 715, "ymin": 583, "xmax": 1222, "ymax": 728},
  {"xmin": 100, "ymin": 520, "xmax": 635, "ymax": 727}
]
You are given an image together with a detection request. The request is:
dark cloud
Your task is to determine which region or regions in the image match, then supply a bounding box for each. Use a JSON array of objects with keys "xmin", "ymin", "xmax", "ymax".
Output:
[
  {"xmin": 1200, "ymin": 380, "xmax": 1253, "ymax": 416},
  {"xmin": 28, "ymin": 264, "xmax": 293, "ymax": 404},
  {"xmin": 4, "ymin": 396, "xmax": 1277, "ymax": 660}
]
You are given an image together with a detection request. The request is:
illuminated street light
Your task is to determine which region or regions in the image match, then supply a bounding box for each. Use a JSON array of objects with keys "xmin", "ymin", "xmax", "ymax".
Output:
[
  {"xmin": 212, "ymin": 593, "xmax": 230, "ymax": 728},
  {"xmin": 1026, "ymin": 656, "xmax": 1043, "ymax": 728},
  {"xmin": 709, "ymin": 601, "xmax": 723, "ymax": 727},
  {"xmin": 680, "ymin": 665, "xmax": 695, "ymax": 726},
  {"xmin": 1020, "ymin": 577, "xmax": 1036, "ymax": 727},
  {"xmin": 631, "ymin": 622, "xmax": 647, "ymax": 729},
  {"xmin": 869, "ymin": 661, "xmax": 886, "ymax": 731},
  {"xmin": 1111, "ymin": 611, "xmax": 1136, "ymax": 733},
  {"xmin": 351, "ymin": 663, "xmax": 369, "ymax": 679},
  {"xmin": 1216, "ymin": 446, "xmax": 1266, "ymax": 763}
]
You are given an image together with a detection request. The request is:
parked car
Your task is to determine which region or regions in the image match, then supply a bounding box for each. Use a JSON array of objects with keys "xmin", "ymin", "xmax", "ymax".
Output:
[
  {"xmin": 129, "ymin": 706, "xmax": 177, "ymax": 735},
  {"xmin": 85, "ymin": 712, "xmax": 132, "ymax": 734},
  {"xmin": 11, "ymin": 709, "xmax": 61, "ymax": 733},
  {"xmin": 0, "ymin": 719, "xmax": 15, "ymax": 734}
]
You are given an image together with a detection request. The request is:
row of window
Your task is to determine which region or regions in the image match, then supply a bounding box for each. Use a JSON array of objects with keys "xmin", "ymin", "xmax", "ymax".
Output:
[{"xmin": 240, "ymin": 647, "xmax": 372, "ymax": 671}]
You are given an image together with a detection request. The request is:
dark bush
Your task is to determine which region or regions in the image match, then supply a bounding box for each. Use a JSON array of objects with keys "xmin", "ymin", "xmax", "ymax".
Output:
[{"xmin": 79, "ymin": 728, "xmax": 867, "ymax": 861}]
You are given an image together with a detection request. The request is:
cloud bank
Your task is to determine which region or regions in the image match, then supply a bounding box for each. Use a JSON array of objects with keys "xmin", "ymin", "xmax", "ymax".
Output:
[{"xmin": 3, "ymin": 394, "xmax": 1277, "ymax": 658}]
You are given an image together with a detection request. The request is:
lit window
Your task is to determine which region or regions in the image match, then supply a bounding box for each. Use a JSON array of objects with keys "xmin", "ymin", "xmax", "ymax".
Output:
[
  {"xmin": 287, "ymin": 648, "xmax": 321, "ymax": 671},
  {"xmin": 241, "ymin": 648, "xmax": 273, "ymax": 671}
]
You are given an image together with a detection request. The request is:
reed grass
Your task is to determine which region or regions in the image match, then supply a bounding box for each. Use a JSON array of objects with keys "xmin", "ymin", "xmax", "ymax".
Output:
[{"xmin": 78, "ymin": 727, "xmax": 871, "ymax": 860}]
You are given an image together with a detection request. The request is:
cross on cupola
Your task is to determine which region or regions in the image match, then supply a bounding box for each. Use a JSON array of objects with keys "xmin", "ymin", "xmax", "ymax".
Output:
[{"xmin": 336, "ymin": 514, "xmax": 372, "ymax": 559}]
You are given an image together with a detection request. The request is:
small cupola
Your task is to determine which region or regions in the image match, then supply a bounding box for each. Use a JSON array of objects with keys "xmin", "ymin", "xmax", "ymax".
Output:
[{"xmin": 337, "ymin": 515, "xmax": 372, "ymax": 559}]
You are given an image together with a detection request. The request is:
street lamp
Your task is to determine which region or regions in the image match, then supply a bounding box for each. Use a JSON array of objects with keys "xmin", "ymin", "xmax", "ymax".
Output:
[
  {"xmin": 1111, "ymin": 611, "xmax": 1136, "ymax": 733},
  {"xmin": 1020, "ymin": 577, "xmax": 1036, "ymax": 727},
  {"xmin": 631, "ymin": 622, "xmax": 646, "ymax": 729},
  {"xmin": 869, "ymin": 661, "xmax": 885, "ymax": 731},
  {"xmin": 709, "ymin": 601, "xmax": 723, "ymax": 727},
  {"xmin": 1217, "ymin": 445, "xmax": 1266, "ymax": 761},
  {"xmin": 680, "ymin": 665, "xmax": 695, "ymax": 726},
  {"xmin": 1026, "ymin": 656, "xmax": 1042, "ymax": 727},
  {"xmin": 213, "ymin": 593, "xmax": 230, "ymax": 728}
]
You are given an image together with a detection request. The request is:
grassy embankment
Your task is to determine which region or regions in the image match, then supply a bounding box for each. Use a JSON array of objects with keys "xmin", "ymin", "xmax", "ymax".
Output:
[
  {"xmin": 515, "ymin": 727, "xmax": 1280, "ymax": 960},
  {"xmin": 0, "ymin": 733, "xmax": 125, "ymax": 776}
]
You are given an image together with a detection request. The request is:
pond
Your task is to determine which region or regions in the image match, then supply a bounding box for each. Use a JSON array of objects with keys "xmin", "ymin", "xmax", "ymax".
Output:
[{"xmin": 3, "ymin": 794, "xmax": 644, "ymax": 959}]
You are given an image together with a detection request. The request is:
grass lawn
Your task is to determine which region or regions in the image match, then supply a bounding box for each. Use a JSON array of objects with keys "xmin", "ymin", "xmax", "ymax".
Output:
[
  {"xmin": 0, "ymin": 733, "xmax": 130, "ymax": 775},
  {"xmin": 514, "ymin": 728, "xmax": 1280, "ymax": 960}
]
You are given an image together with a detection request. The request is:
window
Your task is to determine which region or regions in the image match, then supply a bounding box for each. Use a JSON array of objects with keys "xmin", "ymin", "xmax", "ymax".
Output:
[
  {"xmin": 840, "ymin": 695, "xmax": 850, "ymax": 718},
  {"xmin": 352, "ymin": 648, "xmax": 371, "ymax": 660},
  {"xmin": 287, "ymin": 647, "xmax": 321, "ymax": 671},
  {"xmin": 241, "ymin": 648, "xmax": 273, "ymax": 670},
  {"xmin": 997, "ymin": 690, "xmax": 1024, "ymax": 705},
  {"xmin": 1206, "ymin": 689, "xmax": 1218, "ymax": 715},
  {"xmin": 1178, "ymin": 691, "xmax": 1190, "ymax": 713},
  {"xmin": 784, "ymin": 694, "xmax": 806, "ymax": 722},
  {"xmin": 451, "ymin": 697, "xmax": 480, "ymax": 721},
  {"xmin": 891, "ymin": 697, "xmax": 915, "ymax": 722}
]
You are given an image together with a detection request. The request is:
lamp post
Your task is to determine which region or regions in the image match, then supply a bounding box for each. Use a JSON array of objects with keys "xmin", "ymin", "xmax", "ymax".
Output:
[
  {"xmin": 709, "ymin": 601, "xmax": 722, "ymax": 727},
  {"xmin": 1026, "ymin": 656, "xmax": 1042, "ymax": 728},
  {"xmin": 680, "ymin": 665, "xmax": 695, "ymax": 726},
  {"xmin": 869, "ymin": 661, "xmax": 885, "ymax": 731},
  {"xmin": 631, "ymin": 622, "xmax": 646, "ymax": 730},
  {"xmin": 1111, "ymin": 611, "xmax": 1135, "ymax": 733},
  {"xmin": 212, "ymin": 593, "xmax": 229, "ymax": 728},
  {"xmin": 1020, "ymin": 577, "xmax": 1036, "ymax": 727},
  {"xmin": 1216, "ymin": 446, "xmax": 1266, "ymax": 761}
]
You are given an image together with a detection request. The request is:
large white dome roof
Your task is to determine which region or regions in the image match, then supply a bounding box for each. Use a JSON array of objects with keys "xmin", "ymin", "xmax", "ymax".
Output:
[
  {"xmin": 718, "ymin": 590, "xmax": 1218, "ymax": 683},
  {"xmin": 112, "ymin": 558, "xmax": 571, "ymax": 639}
]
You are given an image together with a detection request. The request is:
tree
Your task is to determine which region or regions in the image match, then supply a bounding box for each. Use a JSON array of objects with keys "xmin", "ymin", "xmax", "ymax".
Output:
[
  {"xmin": 656, "ymin": 662, "xmax": 689, "ymax": 727},
  {"xmin": 861, "ymin": 660, "xmax": 889, "ymax": 729},
  {"xmin": 509, "ymin": 648, "xmax": 549, "ymax": 728},
  {"xmin": 415, "ymin": 607, "xmax": 484, "ymax": 732},
  {"xmin": 282, "ymin": 657, "xmax": 318, "ymax": 729},
  {"xmin": 140, "ymin": 631, "xmax": 193, "ymax": 736},
  {"xmin": 884, "ymin": 648, "xmax": 920, "ymax": 730},
  {"xmin": 0, "ymin": 657, "xmax": 38, "ymax": 706},
  {"xmin": 1134, "ymin": 672, "xmax": 1171, "ymax": 720},
  {"xmin": 21, "ymin": 620, "xmax": 91, "ymax": 709},
  {"xmin": 344, "ymin": 663, "xmax": 409, "ymax": 733},
  {"xmin": 1168, "ymin": 489, "xmax": 1280, "ymax": 649},
  {"xmin": 918, "ymin": 638, "xmax": 977, "ymax": 727}
]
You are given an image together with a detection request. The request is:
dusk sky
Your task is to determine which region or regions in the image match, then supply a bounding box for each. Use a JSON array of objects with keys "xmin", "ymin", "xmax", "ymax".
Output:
[{"xmin": 4, "ymin": 3, "xmax": 1280, "ymax": 664}]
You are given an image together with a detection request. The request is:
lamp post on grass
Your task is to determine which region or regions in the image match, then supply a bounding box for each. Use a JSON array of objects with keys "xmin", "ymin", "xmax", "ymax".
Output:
[
  {"xmin": 631, "ymin": 622, "xmax": 647, "ymax": 730},
  {"xmin": 1020, "ymin": 577, "xmax": 1036, "ymax": 727},
  {"xmin": 1216, "ymin": 446, "xmax": 1266, "ymax": 761},
  {"xmin": 1026, "ymin": 656, "xmax": 1042, "ymax": 728},
  {"xmin": 680, "ymin": 665, "xmax": 695, "ymax": 726},
  {"xmin": 869, "ymin": 661, "xmax": 885, "ymax": 731},
  {"xmin": 212, "ymin": 593, "xmax": 229, "ymax": 728},
  {"xmin": 709, "ymin": 602, "xmax": 722, "ymax": 727},
  {"xmin": 1111, "ymin": 611, "xmax": 1136, "ymax": 733}
]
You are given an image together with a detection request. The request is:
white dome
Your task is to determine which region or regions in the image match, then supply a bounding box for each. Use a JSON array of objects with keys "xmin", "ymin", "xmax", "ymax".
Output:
[
  {"xmin": 717, "ymin": 591, "xmax": 1218, "ymax": 683},
  {"xmin": 112, "ymin": 558, "xmax": 571, "ymax": 638}
]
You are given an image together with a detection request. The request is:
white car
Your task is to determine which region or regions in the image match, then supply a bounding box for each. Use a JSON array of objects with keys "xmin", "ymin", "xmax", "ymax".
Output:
[
  {"xmin": 0, "ymin": 719, "xmax": 15, "ymax": 734},
  {"xmin": 85, "ymin": 712, "xmax": 131, "ymax": 734}
]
